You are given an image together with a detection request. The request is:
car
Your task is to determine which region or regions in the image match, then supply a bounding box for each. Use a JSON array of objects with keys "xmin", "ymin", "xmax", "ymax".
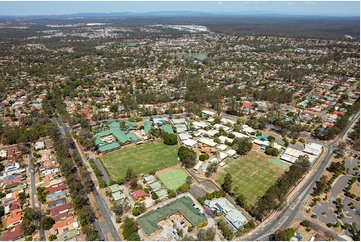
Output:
[{"xmin": 22, "ymin": 184, "xmax": 27, "ymax": 189}]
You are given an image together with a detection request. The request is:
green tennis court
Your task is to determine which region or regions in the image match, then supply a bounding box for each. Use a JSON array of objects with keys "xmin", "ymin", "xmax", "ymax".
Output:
[
  {"xmin": 268, "ymin": 158, "xmax": 291, "ymax": 171},
  {"xmin": 157, "ymin": 168, "xmax": 188, "ymax": 190}
]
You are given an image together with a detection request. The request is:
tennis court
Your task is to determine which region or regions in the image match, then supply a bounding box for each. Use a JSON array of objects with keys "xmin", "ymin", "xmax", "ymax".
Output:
[
  {"xmin": 156, "ymin": 168, "xmax": 188, "ymax": 190},
  {"xmin": 138, "ymin": 196, "xmax": 206, "ymax": 236}
]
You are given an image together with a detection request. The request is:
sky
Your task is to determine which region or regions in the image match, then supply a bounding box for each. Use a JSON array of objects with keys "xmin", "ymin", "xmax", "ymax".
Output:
[{"xmin": 0, "ymin": 1, "xmax": 359, "ymax": 16}]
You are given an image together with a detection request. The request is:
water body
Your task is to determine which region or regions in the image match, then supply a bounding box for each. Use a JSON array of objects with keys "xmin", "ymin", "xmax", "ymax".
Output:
[{"xmin": 174, "ymin": 53, "xmax": 208, "ymax": 61}]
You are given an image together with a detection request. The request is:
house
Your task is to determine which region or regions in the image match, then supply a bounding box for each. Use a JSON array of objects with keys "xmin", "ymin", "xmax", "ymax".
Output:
[
  {"xmin": 133, "ymin": 189, "xmax": 147, "ymax": 200},
  {"xmin": 50, "ymin": 203, "xmax": 73, "ymax": 217},
  {"xmin": 48, "ymin": 198, "xmax": 66, "ymax": 208},
  {"xmin": 46, "ymin": 184, "xmax": 67, "ymax": 193},
  {"xmin": 205, "ymin": 197, "xmax": 247, "ymax": 229},
  {"xmin": 50, "ymin": 216, "xmax": 78, "ymax": 236},
  {"xmin": 7, "ymin": 147, "xmax": 20, "ymax": 156},
  {"xmin": 0, "ymin": 225, "xmax": 24, "ymax": 241},
  {"xmin": 6, "ymin": 211, "xmax": 23, "ymax": 228},
  {"xmin": 35, "ymin": 141, "xmax": 45, "ymax": 150}
]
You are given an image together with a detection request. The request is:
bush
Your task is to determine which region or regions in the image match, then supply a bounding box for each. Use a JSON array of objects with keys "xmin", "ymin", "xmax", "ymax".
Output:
[
  {"xmin": 290, "ymin": 139, "xmax": 296, "ymax": 145},
  {"xmin": 199, "ymin": 153, "xmax": 210, "ymax": 161},
  {"xmin": 300, "ymin": 220, "xmax": 311, "ymax": 227},
  {"xmin": 168, "ymin": 190, "xmax": 176, "ymax": 199},
  {"xmin": 299, "ymin": 138, "xmax": 305, "ymax": 143},
  {"xmin": 99, "ymin": 179, "xmax": 107, "ymax": 188},
  {"xmin": 176, "ymin": 183, "xmax": 190, "ymax": 194},
  {"xmin": 198, "ymin": 220, "xmax": 208, "ymax": 228}
]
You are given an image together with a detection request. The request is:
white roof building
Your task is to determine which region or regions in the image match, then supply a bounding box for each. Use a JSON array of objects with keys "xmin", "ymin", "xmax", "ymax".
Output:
[
  {"xmin": 205, "ymin": 197, "xmax": 247, "ymax": 229},
  {"xmin": 281, "ymin": 147, "xmax": 318, "ymax": 164},
  {"xmin": 219, "ymin": 136, "xmax": 234, "ymax": 144},
  {"xmin": 35, "ymin": 141, "xmax": 45, "ymax": 150},
  {"xmin": 192, "ymin": 121, "xmax": 209, "ymax": 129},
  {"xmin": 0, "ymin": 150, "xmax": 7, "ymax": 158},
  {"xmin": 303, "ymin": 143, "xmax": 323, "ymax": 156},
  {"xmin": 232, "ymin": 132, "xmax": 249, "ymax": 138},
  {"xmin": 199, "ymin": 129, "xmax": 218, "ymax": 137},
  {"xmin": 202, "ymin": 110, "xmax": 216, "ymax": 117},
  {"xmin": 221, "ymin": 118, "xmax": 236, "ymax": 126},
  {"xmin": 242, "ymin": 124, "xmax": 255, "ymax": 134},
  {"xmin": 172, "ymin": 118, "xmax": 187, "ymax": 125},
  {"xmin": 214, "ymin": 124, "xmax": 231, "ymax": 132},
  {"xmin": 226, "ymin": 149, "xmax": 237, "ymax": 157},
  {"xmin": 178, "ymin": 132, "xmax": 191, "ymax": 141},
  {"xmin": 217, "ymin": 144, "xmax": 228, "ymax": 151},
  {"xmin": 182, "ymin": 139, "xmax": 197, "ymax": 147},
  {"xmin": 194, "ymin": 161, "xmax": 203, "ymax": 172},
  {"xmin": 219, "ymin": 152, "xmax": 228, "ymax": 161},
  {"xmin": 199, "ymin": 137, "xmax": 217, "ymax": 147}
]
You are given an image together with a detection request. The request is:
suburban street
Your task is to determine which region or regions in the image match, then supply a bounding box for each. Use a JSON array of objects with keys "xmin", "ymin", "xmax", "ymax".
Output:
[
  {"xmin": 52, "ymin": 114, "xmax": 121, "ymax": 241},
  {"xmin": 244, "ymin": 111, "xmax": 360, "ymax": 241}
]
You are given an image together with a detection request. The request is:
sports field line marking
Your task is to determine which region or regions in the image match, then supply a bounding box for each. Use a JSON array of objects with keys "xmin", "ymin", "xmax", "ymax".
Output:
[{"xmin": 250, "ymin": 170, "xmax": 259, "ymax": 177}]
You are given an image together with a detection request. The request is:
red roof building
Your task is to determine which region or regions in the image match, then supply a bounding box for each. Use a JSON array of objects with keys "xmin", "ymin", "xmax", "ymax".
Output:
[
  {"xmin": 243, "ymin": 102, "xmax": 253, "ymax": 109},
  {"xmin": 133, "ymin": 189, "xmax": 147, "ymax": 200},
  {"xmin": 0, "ymin": 225, "xmax": 24, "ymax": 241},
  {"xmin": 50, "ymin": 203, "xmax": 72, "ymax": 217},
  {"xmin": 9, "ymin": 201, "xmax": 22, "ymax": 212},
  {"xmin": 46, "ymin": 184, "xmax": 67, "ymax": 194},
  {"xmin": 7, "ymin": 147, "xmax": 20, "ymax": 156}
]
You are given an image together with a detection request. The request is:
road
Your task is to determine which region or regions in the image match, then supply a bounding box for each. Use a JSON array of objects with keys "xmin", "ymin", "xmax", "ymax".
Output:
[
  {"xmin": 26, "ymin": 145, "xmax": 46, "ymax": 241},
  {"xmin": 52, "ymin": 115, "xmax": 121, "ymax": 241},
  {"xmin": 245, "ymin": 111, "xmax": 359, "ymax": 241}
]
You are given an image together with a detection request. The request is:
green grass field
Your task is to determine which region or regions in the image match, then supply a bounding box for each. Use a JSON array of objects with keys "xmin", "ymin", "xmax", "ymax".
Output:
[
  {"xmin": 100, "ymin": 140, "xmax": 179, "ymax": 181},
  {"xmin": 157, "ymin": 168, "xmax": 188, "ymax": 190},
  {"xmin": 268, "ymin": 158, "xmax": 291, "ymax": 171},
  {"xmin": 216, "ymin": 151, "xmax": 286, "ymax": 206}
]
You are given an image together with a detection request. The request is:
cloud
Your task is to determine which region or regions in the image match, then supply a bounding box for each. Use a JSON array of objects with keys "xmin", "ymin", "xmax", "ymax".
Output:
[
  {"xmin": 305, "ymin": 2, "xmax": 316, "ymax": 5},
  {"xmin": 216, "ymin": 2, "xmax": 224, "ymax": 5}
]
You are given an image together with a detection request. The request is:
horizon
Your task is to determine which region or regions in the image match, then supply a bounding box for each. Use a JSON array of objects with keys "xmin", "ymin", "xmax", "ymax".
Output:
[{"xmin": 0, "ymin": 1, "xmax": 359, "ymax": 17}]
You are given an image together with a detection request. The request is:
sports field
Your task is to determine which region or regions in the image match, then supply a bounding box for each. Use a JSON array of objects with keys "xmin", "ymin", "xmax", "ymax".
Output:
[
  {"xmin": 216, "ymin": 151, "xmax": 286, "ymax": 206},
  {"xmin": 100, "ymin": 140, "xmax": 179, "ymax": 180},
  {"xmin": 157, "ymin": 168, "xmax": 188, "ymax": 190}
]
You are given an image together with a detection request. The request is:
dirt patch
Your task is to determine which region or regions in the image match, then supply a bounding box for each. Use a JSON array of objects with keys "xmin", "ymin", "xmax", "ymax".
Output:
[
  {"xmin": 87, "ymin": 192, "xmax": 103, "ymax": 221},
  {"xmin": 291, "ymin": 221, "xmax": 317, "ymax": 241},
  {"xmin": 350, "ymin": 182, "xmax": 360, "ymax": 197},
  {"xmin": 155, "ymin": 163, "xmax": 182, "ymax": 175}
]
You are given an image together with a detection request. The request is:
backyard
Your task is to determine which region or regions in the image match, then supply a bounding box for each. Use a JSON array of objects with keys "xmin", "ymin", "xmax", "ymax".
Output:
[
  {"xmin": 100, "ymin": 140, "xmax": 179, "ymax": 181},
  {"xmin": 216, "ymin": 151, "xmax": 289, "ymax": 206}
]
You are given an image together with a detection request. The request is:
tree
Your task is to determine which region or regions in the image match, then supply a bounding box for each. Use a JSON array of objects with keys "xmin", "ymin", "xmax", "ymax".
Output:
[
  {"xmin": 151, "ymin": 192, "xmax": 159, "ymax": 200},
  {"xmin": 168, "ymin": 190, "xmax": 177, "ymax": 198},
  {"xmin": 217, "ymin": 220, "xmax": 233, "ymax": 240},
  {"xmin": 41, "ymin": 216, "xmax": 55, "ymax": 230},
  {"xmin": 313, "ymin": 175, "xmax": 330, "ymax": 196},
  {"xmin": 222, "ymin": 173, "xmax": 233, "ymax": 193},
  {"xmin": 121, "ymin": 217, "xmax": 141, "ymax": 241},
  {"xmin": 176, "ymin": 183, "xmax": 190, "ymax": 194},
  {"xmin": 132, "ymin": 202, "xmax": 146, "ymax": 216},
  {"xmin": 125, "ymin": 168, "xmax": 136, "ymax": 181},
  {"xmin": 178, "ymin": 146, "xmax": 196, "ymax": 168},
  {"xmin": 186, "ymin": 176, "xmax": 193, "ymax": 185},
  {"xmin": 197, "ymin": 228, "xmax": 216, "ymax": 241},
  {"xmin": 163, "ymin": 133, "xmax": 178, "ymax": 145},
  {"xmin": 236, "ymin": 193, "xmax": 247, "ymax": 208},
  {"xmin": 274, "ymin": 228, "xmax": 295, "ymax": 241},
  {"xmin": 112, "ymin": 203, "xmax": 125, "ymax": 216},
  {"xmin": 232, "ymin": 138, "xmax": 253, "ymax": 155},
  {"xmin": 20, "ymin": 208, "xmax": 43, "ymax": 235},
  {"xmin": 265, "ymin": 147, "xmax": 278, "ymax": 156}
]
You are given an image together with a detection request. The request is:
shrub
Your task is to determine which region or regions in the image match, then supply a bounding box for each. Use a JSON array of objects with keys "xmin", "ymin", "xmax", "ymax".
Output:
[{"xmin": 199, "ymin": 153, "xmax": 210, "ymax": 161}]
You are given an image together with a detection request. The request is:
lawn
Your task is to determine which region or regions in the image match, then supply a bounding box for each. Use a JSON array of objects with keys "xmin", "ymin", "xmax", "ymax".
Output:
[
  {"xmin": 216, "ymin": 151, "xmax": 286, "ymax": 206},
  {"xmin": 157, "ymin": 168, "xmax": 188, "ymax": 190},
  {"xmin": 100, "ymin": 140, "xmax": 179, "ymax": 181}
]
